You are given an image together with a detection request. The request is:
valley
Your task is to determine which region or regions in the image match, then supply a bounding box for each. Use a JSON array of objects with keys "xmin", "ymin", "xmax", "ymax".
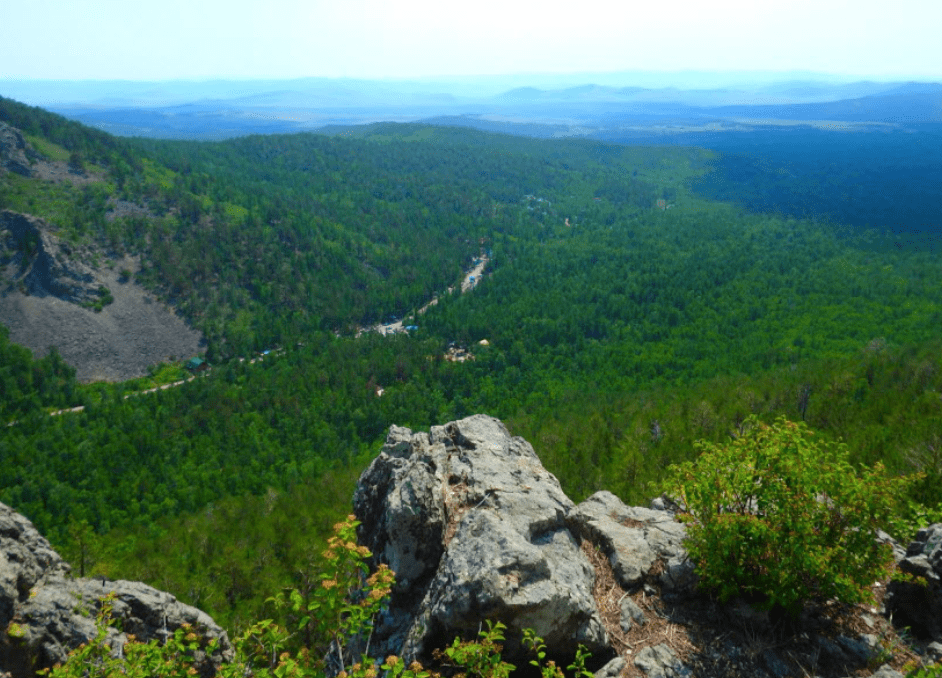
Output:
[
  {"xmin": 358, "ymin": 251, "xmax": 488, "ymax": 337},
  {"xmin": 1, "ymin": 92, "xmax": 941, "ymax": 643}
]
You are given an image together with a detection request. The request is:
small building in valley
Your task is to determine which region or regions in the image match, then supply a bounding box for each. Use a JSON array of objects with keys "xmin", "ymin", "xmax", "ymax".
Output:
[{"xmin": 185, "ymin": 357, "xmax": 208, "ymax": 373}]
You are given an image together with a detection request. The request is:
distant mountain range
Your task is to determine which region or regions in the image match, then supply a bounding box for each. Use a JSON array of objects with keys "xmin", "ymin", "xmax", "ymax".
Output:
[{"xmin": 2, "ymin": 74, "xmax": 940, "ymax": 140}]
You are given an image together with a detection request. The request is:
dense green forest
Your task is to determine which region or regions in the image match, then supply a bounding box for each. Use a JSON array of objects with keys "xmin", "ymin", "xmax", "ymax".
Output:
[
  {"xmin": 0, "ymin": 327, "xmax": 79, "ymax": 419},
  {"xmin": 609, "ymin": 125, "xmax": 942, "ymax": 237},
  {"xmin": 2, "ymin": 97, "xmax": 941, "ymax": 634}
]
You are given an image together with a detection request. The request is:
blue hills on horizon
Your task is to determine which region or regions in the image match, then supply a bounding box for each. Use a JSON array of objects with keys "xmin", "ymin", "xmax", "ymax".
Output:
[{"xmin": 1, "ymin": 72, "xmax": 940, "ymax": 139}]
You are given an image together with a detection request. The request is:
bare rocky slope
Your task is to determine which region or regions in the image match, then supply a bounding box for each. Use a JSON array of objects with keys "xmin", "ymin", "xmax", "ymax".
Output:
[
  {"xmin": 0, "ymin": 121, "xmax": 204, "ymax": 382},
  {"xmin": 0, "ymin": 214, "xmax": 204, "ymax": 387},
  {"xmin": 0, "ymin": 211, "xmax": 204, "ymax": 382}
]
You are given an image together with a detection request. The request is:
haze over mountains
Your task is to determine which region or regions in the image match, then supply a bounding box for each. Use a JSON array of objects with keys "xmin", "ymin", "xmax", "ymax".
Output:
[{"xmin": 4, "ymin": 73, "xmax": 941, "ymax": 140}]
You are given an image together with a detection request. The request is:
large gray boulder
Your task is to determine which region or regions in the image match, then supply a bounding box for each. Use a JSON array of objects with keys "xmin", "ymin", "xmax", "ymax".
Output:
[
  {"xmin": 354, "ymin": 415, "xmax": 610, "ymax": 664},
  {"xmin": 899, "ymin": 523, "xmax": 942, "ymax": 583},
  {"xmin": 0, "ymin": 502, "xmax": 231, "ymax": 678},
  {"xmin": 884, "ymin": 523, "xmax": 942, "ymax": 642},
  {"xmin": 568, "ymin": 491, "xmax": 695, "ymax": 596}
]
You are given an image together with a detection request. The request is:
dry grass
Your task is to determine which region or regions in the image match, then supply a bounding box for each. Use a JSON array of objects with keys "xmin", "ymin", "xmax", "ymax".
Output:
[
  {"xmin": 580, "ymin": 539, "xmax": 696, "ymax": 678},
  {"xmin": 442, "ymin": 478, "xmax": 470, "ymax": 546},
  {"xmin": 440, "ymin": 469, "xmax": 501, "ymax": 546},
  {"xmin": 610, "ymin": 511, "xmax": 646, "ymax": 530},
  {"xmin": 578, "ymin": 537, "xmax": 927, "ymax": 678}
]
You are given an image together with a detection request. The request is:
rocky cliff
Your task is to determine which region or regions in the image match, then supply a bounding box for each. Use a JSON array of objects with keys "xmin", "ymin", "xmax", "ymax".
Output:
[
  {"xmin": 0, "ymin": 502, "xmax": 231, "ymax": 678},
  {"xmin": 0, "ymin": 210, "xmax": 105, "ymax": 306},
  {"xmin": 0, "ymin": 123, "xmax": 35, "ymax": 178},
  {"xmin": 353, "ymin": 415, "xmax": 942, "ymax": 678}
]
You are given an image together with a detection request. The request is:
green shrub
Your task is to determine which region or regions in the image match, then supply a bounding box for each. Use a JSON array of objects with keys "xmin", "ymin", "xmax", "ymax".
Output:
[
  {"xmin": 269, "ymin": 515, "xmax": 395, "ymax": 672},
  {"xmin": 908, "ymin": 662, "xmax": 942, "ymax": 678},
  {"xmin": 98, "ymin": 285, "xmax": 114, "ymax": 306},
  {"xmin": 666, "ymin": 415, "xmax": 912, "ymax": 618},
  {"xmin": 40, "ymin": 594, "xmax": 225, "ymax": 678}
]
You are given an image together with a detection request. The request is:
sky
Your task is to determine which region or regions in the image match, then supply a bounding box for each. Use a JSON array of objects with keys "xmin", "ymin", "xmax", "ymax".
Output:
[{"xmin": 2, "ymin": 0, "xmax": 942, "ymax": 83}]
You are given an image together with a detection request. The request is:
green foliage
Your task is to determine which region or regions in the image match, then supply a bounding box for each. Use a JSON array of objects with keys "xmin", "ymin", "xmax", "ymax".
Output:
[
  {"xmin": 0, "ymin": 327, "xmax": 81, "ymax": 421},
  {"xmin": 0, "ymin": 333, "xmax": 443, "ymax": 546},
  {"xmin": 73, "ymin": 469, "xmax": 364, "ymax": 634},
  {"xmin": 68, "ymin": 152, "xmax": 85, "ymax": 172},
  {"xmin": 98, "ymin": 285, "xmax": 114, "ymax": 306},
  {"xmin": 270, "ymin": 515, "xmax": 394, "ymax": 671},
  {"xmin": 666, "ymin": 416, "xmax": 911, "ymax": 617},
  {"xmin": 433, "ymin": 621, "xmax": 515, "ymax": 678},
  {"xmin": 40, "ymin": 594, "xmax": 225, "ymax": 678},
  {"xmin": 908, "ymin": 663, "xmax": 942, "ymax": 678},
  {"xmin": 522, "ymin": 628, "xmax": 592, "ymax": 678},
  {"xmin": 887, "ymin": 499, "xmax": 942, "ymax": 548},
  {"xmin": 42, "ymin": 517, "xmax": 389, "ymax": 678},
  {"xmin": 45, "ymin": 519, "xmax": 585, "ymax": 678}
]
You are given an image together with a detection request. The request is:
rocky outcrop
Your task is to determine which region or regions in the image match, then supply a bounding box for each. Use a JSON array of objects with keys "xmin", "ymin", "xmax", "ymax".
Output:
[
  {"xmin": 568, "ymin": 491, "xmax": 695, "ymax": 597},
  {"xmin": 884, "ymin": 523, "xmax": 942, "ymax": 642},
  {"xmin": 354, "ymin": 415, "xmax": 610, "ymax": 665},
  {"xmin": 0, "ymin": 123, "xmax": 34, "ymax": 177},
  {"xmin": 0, "ymin": 502, "xmax": 231, "ymax": 678},
  {"xmin": 354, "ymin": 415, "xmax": 930, "ymax": 678},
  {"xmin": 0, "ymin": 210, "xmax": 106, "ymax": 305},
  {"xmin": 899, "ymin": 523, "xmax": 942, "ymax": 583}
]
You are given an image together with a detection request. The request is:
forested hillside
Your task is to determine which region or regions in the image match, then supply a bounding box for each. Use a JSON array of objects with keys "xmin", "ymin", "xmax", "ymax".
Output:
[
  {"xmin": 2, "ymin": 97, "xmax": 940, "ymax": 633},
  {"xmin": 0, "ymin": 327, "xmax": 78, "ymax": 419}
]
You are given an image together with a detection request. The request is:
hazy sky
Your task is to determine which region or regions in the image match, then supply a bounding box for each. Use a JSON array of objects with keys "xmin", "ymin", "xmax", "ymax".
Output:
[{"xmin": 3, "ymin": 0, "xmax": 941, "ymax": 82}]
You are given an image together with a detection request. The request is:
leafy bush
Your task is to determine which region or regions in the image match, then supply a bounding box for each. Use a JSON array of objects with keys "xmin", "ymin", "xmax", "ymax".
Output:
[
  {"xmin": 908, "ymin": 663, "xmax": 942, "ymax": 678},
  {"xmin": 39, "ymin": 594, "xmax": 226, "ymax": 678},
  {"xmin": 268, "ymin": 515, "xmax": 395, "ymax": 672},
  {"xmin": 666, "ymin": 415, "xmax": 912, "ymax": 618}
]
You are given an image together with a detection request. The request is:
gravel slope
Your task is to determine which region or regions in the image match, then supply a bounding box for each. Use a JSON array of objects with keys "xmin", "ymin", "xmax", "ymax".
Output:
[{"xmin": 0, "ymin": 257, "xmax": 204, "ymax": 383}]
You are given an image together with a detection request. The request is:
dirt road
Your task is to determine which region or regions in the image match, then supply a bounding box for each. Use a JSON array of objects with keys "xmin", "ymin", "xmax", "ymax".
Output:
[{"xmin": 360, "ymin": 254, "xmax": 488, "ymax": 336}]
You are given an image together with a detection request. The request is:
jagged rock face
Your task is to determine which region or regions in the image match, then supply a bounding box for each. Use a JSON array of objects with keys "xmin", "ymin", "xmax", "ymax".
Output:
[
  {"xmin": 353, "ymin": 416, "xmax": 931, "ymax": 678},
  {"xmin": 354, "ymin": 416, "xmax": 701, "ymax": 668},
  {"xmin": 0, "ymin": 210, "xmax": 102, "ymax": 305},
  {"xmin": 0, "ymin": 123, "xmax": 34, "ymax": 177},
  {"xmin": 354, "ymin": 415, "xmax": 610, "ymax": 664},
  {"xmin": 0, "ymin": 502, "xmax": 231, "ymax": 678},
  {"xmin": 567, "ymin": 491, "xmax": 695, "ymax": 596},
  {"xmin": 0, "ymin": 506, "xmax": 70, "ymax": 633},
  {"xmin": 885, "ymin": 523, "xmax": 942, "ymax": 641},
  {"xmin": 900, "ymin": 523, "xmax": 942, "ymax": 584}
]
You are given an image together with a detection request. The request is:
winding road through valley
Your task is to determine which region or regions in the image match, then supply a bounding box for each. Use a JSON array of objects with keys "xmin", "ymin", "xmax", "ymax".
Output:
[{"xmin": 35, "ymin": 254, "xmax": 489, "ymax": 420}]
